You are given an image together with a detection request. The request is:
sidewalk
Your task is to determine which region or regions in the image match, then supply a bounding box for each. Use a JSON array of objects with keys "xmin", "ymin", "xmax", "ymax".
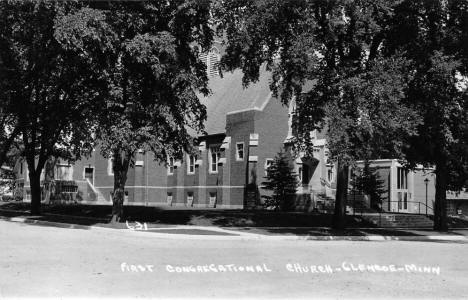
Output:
[{"xmin": 1, "ymin": 207, "xmax": 467, "ymax": 242}]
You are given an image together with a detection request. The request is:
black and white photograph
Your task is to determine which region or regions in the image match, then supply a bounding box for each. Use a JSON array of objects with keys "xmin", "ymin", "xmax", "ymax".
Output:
[{"xmin": 1, "ymin": 0, "xmax": 468, "ymax": 299}]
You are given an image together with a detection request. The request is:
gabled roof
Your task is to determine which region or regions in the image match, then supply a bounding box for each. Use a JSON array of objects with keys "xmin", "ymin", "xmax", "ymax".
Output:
[{"xmin": 199, "ymin": 69, "xmax": 273, "ymax": 135}]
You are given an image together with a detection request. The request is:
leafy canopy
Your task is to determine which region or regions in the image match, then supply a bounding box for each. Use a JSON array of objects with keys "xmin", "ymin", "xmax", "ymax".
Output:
[
  {"xmin": 56, "ymin": 1, "xmax": 214, "ymax": 163},
  {"xmin": 0, "ymin": 0, "xmax": 101, "ymax": 171},
  {"xmin": 214, "ymin": 0, "xmax": 420, "ymax": 164}
]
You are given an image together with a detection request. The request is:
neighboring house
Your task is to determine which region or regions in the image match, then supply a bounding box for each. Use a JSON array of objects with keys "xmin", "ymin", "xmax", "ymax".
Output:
[
  {"xmin": 446, "ymin": 190, "xmax": 468, "ymax": 216},
  {"xmin": 0, "ymin": 166, "xmax": 14, "ymax": 200}
]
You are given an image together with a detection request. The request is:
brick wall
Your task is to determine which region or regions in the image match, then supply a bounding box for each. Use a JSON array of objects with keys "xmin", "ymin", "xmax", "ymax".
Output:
[
  {"xmin": 226, "ymin": 111, "xmax": 255, "ymax": 207},
  {"xmin": 253, "ymin": 98, "xmax": 289, "ymax": 202}
]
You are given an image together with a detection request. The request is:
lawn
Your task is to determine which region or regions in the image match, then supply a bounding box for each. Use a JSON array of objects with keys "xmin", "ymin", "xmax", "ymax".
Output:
[
  {"xmin": 0, "ymin": 201, "xmax": 375, "ymax": 228},
  {"xmin": 2, "ymin": 201, "xmax": 467, "ymax": 230}
]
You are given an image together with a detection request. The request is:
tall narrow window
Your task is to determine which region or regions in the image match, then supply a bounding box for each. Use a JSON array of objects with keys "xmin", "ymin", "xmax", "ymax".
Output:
[
  {"xmin": 108, "ymin": 158, "xmax": 114, "ymax": 176},
  {"xmin": 236, "ymin": 142, "xmax": 244, "ymax": 161},
  {"xmin": 199, "ymin": 47, "xmax": 220, "ymax": 77},
  {"xmin": 265, "ymin": 159, "xmax": 274, "ymax": 176},
  {"xmin": 327, "ymin": 167, "xmax": 334, "ymax": 182},
  {"xmin": 167, "ymin": 157, "xmax": 174, "ymax": 175},
  {"xmin": 208, "ymin": 48, "xmax": 220, "ymax": 76},
  {"xmin": 209, "ymin": 146, "xmax": 221, "ymax": 173},
  {"xmin": 187, "ymin": 154, "xmax": 197, "ymax": 175},
  {"xmin": 396, "ymin": 167, "xmax": 408, "ymax": 211},
  {"xmin": 302, "ymin": 165, "xmax": 309, "ymax": 184},
  {"xmin": 397, "ymin": 167, "xmax": 407, "ymax": 189}
]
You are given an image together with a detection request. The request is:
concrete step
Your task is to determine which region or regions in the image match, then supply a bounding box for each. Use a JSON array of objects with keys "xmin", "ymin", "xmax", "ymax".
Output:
[{"xmin": 362, "ymin": 214, "xmax": 433, "ymax": 228}]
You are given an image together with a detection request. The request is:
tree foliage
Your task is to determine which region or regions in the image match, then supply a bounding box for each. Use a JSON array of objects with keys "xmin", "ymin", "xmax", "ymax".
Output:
[
  {"xmin": 261, "ymin": 150, "xmax": 298, "ymax": 211},
  {"xmin": 350, "ymin": 163, "xmax": 386, "ymax": 211},
  {"xmin": 56, "ymin": 1, "xmax": 214, "ymax": 222},
  {"xmin": 213, "ymin": 0, "xmax": 420, "ymax": 228},
  {"xmin": 0, "ymin": 0, "xmax": 101, "ymax": 214},
  {"xmin": 384, "ymin": 0, "xmax": 468, "ymax": 230}
]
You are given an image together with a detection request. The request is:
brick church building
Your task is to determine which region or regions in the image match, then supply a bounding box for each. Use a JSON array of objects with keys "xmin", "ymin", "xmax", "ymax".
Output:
[
  {"xmin": 12, "ymin": 45, "xmax": 468, "ymax": 215},
  {"xmin": 13, "ymin": 44, "xmax": 333, "ymax": 210}
]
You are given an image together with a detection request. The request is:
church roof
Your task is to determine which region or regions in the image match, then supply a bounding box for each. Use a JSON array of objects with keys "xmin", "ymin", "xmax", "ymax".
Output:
[{"xmin": 199, "ymin": 69, "xmax": 273, "ymax": 135}]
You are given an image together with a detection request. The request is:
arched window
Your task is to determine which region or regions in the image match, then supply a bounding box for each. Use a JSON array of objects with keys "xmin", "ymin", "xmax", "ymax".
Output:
[
  {"xmin": 286, "ymin": 97, "xmax": 297, "ymax": 140},
  {"xmin": 199, "ymin": 46, "xmax": 220, "ymax": 77}
]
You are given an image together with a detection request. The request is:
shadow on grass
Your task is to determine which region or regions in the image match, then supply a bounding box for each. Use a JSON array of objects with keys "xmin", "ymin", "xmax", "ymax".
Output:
[
  {"xmin": 0, "ymin": 202, "xmax": 385, "ymax": 226},
  {"xmin": 240, "ymin": 227, "xmax": 426, "ymax": 237},
  {"xmin": 1, "ymin": 202, "xmax": 467, "ymax": 241},
  {"xmin": 0, "ymin": 202, "xmax": 375, "ymax": 229},
  {"xmin": 0, "ymin": 202, "xmax": 108, "ymax": 229}
]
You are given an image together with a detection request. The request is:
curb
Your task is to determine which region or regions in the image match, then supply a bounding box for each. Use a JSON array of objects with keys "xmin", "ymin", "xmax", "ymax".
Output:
[
  {"xmin": 0, "ymin": 208, "xmax": 108, "ymax": 223},
  {"xmin": 1, "ymin": 215, "xmax": 467, "ymax": 242},
  {"xmin": 0, "ymin": 215, "xmax": 112, "ymax": 231}
]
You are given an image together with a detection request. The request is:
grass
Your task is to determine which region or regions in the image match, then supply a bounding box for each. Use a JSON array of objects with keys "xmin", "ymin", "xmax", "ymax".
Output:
[
  {"xmin": 2, "ymin": 201, "xmax": 468, "ymax": 232},
  {"xmin": 0, "ymin": 201, "xmax": 376, "ymax": 228}
]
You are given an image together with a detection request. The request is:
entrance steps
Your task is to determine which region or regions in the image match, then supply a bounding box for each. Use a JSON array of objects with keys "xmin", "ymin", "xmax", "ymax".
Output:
[{"xmin": 360, "ymin": 213, "xmax": 433, "ymax": 228}]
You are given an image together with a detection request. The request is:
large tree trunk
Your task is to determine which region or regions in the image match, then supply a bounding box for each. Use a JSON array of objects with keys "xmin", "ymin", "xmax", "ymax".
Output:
[
  {"xmin": 110, "ymin": 150, "xmax": 131, "ymax": 223},
  {"xmin": 433, "ymin": 158, "xmax": 448, "ymax": 231},
  {"xmin": 28, "ymin": 169, "xmax": 42, "ymax": 215},
  {"xmin": 25, "ymin": 150, "xmax": 47, "ymax": 215},
  {"xmin": 332, "ymin": 159, "xmax": 349, "ymax": 230},
  {"xmin": 25, "ymin": 152, "xmax": 46, "ymax": 215}
]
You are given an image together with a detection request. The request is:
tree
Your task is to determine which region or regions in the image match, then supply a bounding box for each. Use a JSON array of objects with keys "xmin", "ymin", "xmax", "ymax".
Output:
[
  {"xmin": 385, "ymin": 0, "xmax": 468, "ymax": 230},
  {"xmin": 350, "ymin": 162, "xmax": 386, "ymax": 211},
  {"xmin": 261, "ymin": 150, "xmax": 298, "ymax": 211},
  {"xmin": 56, "ymin": 1, "xmax": 213, "ymax": 222},
  {"xmin": 0, "ymin": 0, "xmax": 102, "ymax": 214},
  {"xmin": 213, "ymin": 0, "xmax": 420, "ymax": 228},
  {"xmin": 0, "ymin": 99, "xmax": 20, "ymax": 169}
]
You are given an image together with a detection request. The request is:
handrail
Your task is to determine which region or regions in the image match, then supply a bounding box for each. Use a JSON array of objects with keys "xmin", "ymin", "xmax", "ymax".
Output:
[
  {"xmin": 83, "ymin": 178, "xmax": 108, "ymax": 202},
  {"xmin": 347, "ymin": 200, "xmax": 434, "ymax": 227},
  {"xmin": 348, "ymin": 199, "xmax": 434, "ymax": 217},
  {"xmin": 320, "ymin": 177, "xmax": 331, "ymax": 188},
  {"xmin": 385, "ymin": 200, "xmax": 433, "ymax": 216}
]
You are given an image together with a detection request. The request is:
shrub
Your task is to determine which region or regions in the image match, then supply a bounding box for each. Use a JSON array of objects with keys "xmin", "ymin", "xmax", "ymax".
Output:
[{"xmin": 261, "ymin": 150, "xmax": 298, "ymax": 211}]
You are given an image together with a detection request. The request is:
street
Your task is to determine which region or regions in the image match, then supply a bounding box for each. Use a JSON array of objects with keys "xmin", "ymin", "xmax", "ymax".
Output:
[{"xmin": 1, "ymin": 220, "xmax": 467, "ymax": 299}]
